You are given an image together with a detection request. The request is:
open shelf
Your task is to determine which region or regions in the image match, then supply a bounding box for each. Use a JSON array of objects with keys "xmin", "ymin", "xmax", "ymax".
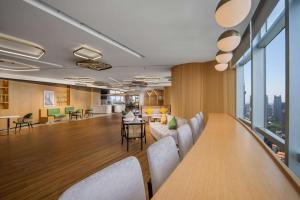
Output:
[{"xmin": 0, "ymin": 80, "xmax": 9, "ymax": 109}]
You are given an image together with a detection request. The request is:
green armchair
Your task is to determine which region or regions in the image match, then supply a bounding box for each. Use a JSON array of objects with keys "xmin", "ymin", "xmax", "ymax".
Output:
[
  {"xmin": 85, "ymin": 108, "xmax": 94, "ymax": 117},
  {"xmin": 48, "ymin": 108, "xmax": 66, "ymax": 120},
  {"xmin": 13, "ymin": 113, "xmax": 33, "ymax": 132},
  {"xmin": 65, "ymin": 106, "xmax": 75, "ymax": 119},
  {"xmin": 70, "ymin": 109, "xmax": 83, "ymax": 120}
]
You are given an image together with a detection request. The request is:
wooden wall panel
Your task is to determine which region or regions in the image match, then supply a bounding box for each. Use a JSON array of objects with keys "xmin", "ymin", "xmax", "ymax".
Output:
[
  {"xmin": 222, "ymin": 67, "xmax": 236, "ymax": 116},
  {"xmin": 0, "ymin": 80, "xmax": 101, "ymax": 130},
  {"xmin": 171, "ymin": 62, "xmax": 236, "ymax": 120},
  {"xmin": 70, "ymin": 86, "xmax": 92, "ymax": 110},
  {"xmin": 164, "ymin": 87, "xmax": 171, "ymax": 105}
]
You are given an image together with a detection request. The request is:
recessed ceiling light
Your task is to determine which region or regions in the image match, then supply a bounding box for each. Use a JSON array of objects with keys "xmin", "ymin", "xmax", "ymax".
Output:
[
  {"xmin": 24, "ymin": 0, "xmax": 144, "ymax": 58},
  {"xmin": 0, "ymin": 59, "xmax": 40, "ymax": 71},
  {"xmin": 217, "ymin": 30, "xmax": 241, "ymax": 52},
  {"xmin": 216, "ymin": 51, "xmax": 233, "ymax": 64},
  {"xmin": 73, "ymin": 46, "xmax": 103, "ymax": 60},
  {"xmin": 215, "ymin": 63, "xmax": 228, "ymax": 71},
  {"xmin": 0, "ymin": 33, "xmax": 45, "ymax": 60},
  {"xmin": 215, "ymin": 0, "xmax": 251, "ymax": 28}
]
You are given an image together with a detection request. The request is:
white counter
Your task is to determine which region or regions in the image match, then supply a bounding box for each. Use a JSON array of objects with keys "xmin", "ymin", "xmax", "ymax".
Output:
[{"xmin": 92, "ymin": 105, "xmax": 112, "ymax": 114}]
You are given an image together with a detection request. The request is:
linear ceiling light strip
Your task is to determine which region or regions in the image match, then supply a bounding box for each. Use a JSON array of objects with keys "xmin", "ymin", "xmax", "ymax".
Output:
[{"xmin": 23, "ymin": 0, "xmax": 144, "ymax": 58}]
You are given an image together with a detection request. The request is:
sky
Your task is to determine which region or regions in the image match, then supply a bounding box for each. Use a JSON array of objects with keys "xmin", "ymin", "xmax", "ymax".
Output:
[{"xmin": 244, "ymin": 0, "xmax": 285, "ymax": 104}]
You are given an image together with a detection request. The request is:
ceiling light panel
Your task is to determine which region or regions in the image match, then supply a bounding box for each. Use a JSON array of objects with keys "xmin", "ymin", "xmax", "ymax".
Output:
[
  {"xmin": 216, "ymin": 51, "xmax": 233, "ymax": 63},
  {"xmin": 0, "ymin": 59, "xmax": 40, "ymax": 71},
  {"xmin": 73, "ymin": 46, "xmax": 103, "ymax": 60},
  {"xmin": 215, "ymin": 0, "xmax": 252, "ymax": 28},
  {"xmin": 0, "ymin": 33, "xmax": 45, "ymax": 59},
  {"xmin": 217, "ymin": 30, "xmax": 241, "ymax": 52},
  {"xmin": 215, "ymin": 63, "xmax": 228, "ymax": 71},
  {"xmin": 24, "ymin": 0, "xmax": 144, "ymax": 58}
]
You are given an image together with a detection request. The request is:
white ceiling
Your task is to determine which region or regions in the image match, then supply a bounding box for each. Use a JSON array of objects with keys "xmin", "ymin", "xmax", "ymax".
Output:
[{"xmin": 0, "ymin": 0, "xmax": 259, "ymax": 88}]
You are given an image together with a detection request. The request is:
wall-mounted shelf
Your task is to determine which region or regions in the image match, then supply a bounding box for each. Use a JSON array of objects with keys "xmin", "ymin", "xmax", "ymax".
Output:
[{"xmin": 0, "ymin": 80, "xmax": 9, "ymax": 109}]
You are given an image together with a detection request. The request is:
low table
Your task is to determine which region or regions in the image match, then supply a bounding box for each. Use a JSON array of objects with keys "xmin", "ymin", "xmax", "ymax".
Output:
[
  {"xmin": 0, "ymin": 115, "xmax": 20, "ymax": 134},
  {"xmin": 122, "ymin": 118, "xmax": 146, "ymax": 151}
]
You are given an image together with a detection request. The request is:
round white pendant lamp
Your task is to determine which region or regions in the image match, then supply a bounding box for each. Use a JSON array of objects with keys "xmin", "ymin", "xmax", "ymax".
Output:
[
  {"xmin": 215, "ymin": 0, "xmax": 252, "ymax": 28},
  {"xmin": 217, "ymin": 30, "xmax": 241, "ymax": 52},
  {"xmin": 215, "ymin": 63, "xmax": 228, "ymax": 71},
  {"xmin": 216, "ymin": 51, "xmax": 233, "ymax": 63}
]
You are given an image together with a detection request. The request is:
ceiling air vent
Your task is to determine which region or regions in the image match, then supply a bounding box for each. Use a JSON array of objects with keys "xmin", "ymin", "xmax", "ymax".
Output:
[{"xmin": 76, "ymin": 60, "xmax": 112, "ymax": 71}]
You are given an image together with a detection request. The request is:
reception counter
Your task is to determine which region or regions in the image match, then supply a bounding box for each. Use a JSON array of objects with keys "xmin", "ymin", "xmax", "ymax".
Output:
[
  {"xmin": 91, "ymin": 105, "xmax": 112, "ymax": 114},
  {"xmin": 152, "ymin": 113, "xmax": 300, "ymax": 200}
]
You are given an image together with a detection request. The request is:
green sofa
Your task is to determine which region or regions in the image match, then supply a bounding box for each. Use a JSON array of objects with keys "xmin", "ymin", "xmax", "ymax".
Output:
[{"xmin": 48, "ymin": 108, "xmax": 66, "ymax": 120}]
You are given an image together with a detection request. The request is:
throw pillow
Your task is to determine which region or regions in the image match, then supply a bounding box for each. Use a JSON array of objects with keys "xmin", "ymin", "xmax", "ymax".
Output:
[
  {"xmin": 145, "ymin": 108, "xmax": 153, "ymax": 115},
  {"xmin": 168, "ymin": 116, "xmax": 177, "ymax": 130},
  {"xmin": 159, "ymin": 107, "xmax": 168, "ymax": 114},
  {"xmin": 125, "ymin": 111, "xmax": 135, "ymax": 118},
  {"xmin": 161, "ymin": 114, "xmax": 167, "ymax": 124}
]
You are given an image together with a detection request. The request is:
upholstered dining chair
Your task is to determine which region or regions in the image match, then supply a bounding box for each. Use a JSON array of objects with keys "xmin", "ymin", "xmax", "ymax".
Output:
[
  {"xmin": 13, "ymin": 113, "xmax": 33, "ymax": 132},
  {"xmin": 190, "ymin": 117, "xmax": 201, "ymax": 143},
  {"xmin": 177, "ymin": 124, "xmax": 194, "ymax": 160},
  {"xmin": 196, "ymin": 112, "xmax": 204, "ymax": 133},
  {"xmin": 147, "ymin": 136, "xmax": 180, "ymax": 195},
  {"xmin": 59, "ymin": 156, "xmax": 146, "ymax": 200}
]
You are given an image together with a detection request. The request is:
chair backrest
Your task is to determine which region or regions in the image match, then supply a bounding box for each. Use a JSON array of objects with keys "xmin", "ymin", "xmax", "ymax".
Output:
[
  {"xmin": 195, "ymin": 113, "xmax": 204, "ymax": 133},
  {"xmin": 47, "ymin": 108, "xmax": 60, "ymax": 116},
  {"xmin": 190, "ymin": 117, "xmax": 200, "ymax": 143},
  {"xmin": 65, "ymin": 107, "xmax": 74, "ymax": 114},
  {"xmin": 23, "ymin": 113, "xmax": 32, "ymax": 119},
  {"xmin": 147, "ymin": 136, "xmax": 180, "ymax": 194},
  {"xmin": 198, "ymin": 112, "xmax": 204, "ymax": 120},
  {"xmin": 59, "ymin": 156, "xmax": 146, "ymax": 200},
  {"xmin": 177, "ymin": 124, "xmax": 193, "ymax": 160}
]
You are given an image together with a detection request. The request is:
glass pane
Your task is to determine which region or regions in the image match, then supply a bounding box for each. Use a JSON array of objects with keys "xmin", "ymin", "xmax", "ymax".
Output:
[
  {"xmin": 265, "ymin": 30, "xmax": 286, "ymax": 140},
  {"xmin": 243, "ymin": 60, "xmax": 252, "ymax": 120}
]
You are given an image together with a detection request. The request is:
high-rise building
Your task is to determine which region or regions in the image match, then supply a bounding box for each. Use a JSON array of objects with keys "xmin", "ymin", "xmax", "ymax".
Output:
[{"xmin": 273, "ymin": 95, "xmax": 283, "ymax": 123}]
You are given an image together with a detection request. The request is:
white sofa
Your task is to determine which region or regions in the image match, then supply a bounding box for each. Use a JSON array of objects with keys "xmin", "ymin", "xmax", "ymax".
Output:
[{"xmin": 149, "ymin": 115, "xmax": 187, "ymax": 144}]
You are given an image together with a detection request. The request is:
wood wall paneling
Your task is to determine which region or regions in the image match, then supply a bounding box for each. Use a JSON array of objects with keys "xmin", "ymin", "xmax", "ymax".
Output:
[
  {"xmin": 0, "ymin": 80, "xmax": 101, "ymax": 130},
  {"xmin": 170, "ymin": 62, "xmax": 236, "ymax": 119}
]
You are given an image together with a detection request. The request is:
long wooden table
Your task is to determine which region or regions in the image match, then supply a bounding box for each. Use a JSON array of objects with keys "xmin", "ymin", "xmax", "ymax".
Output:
[{"xmin": 152, "ymin": 113, "xmax": 300, "ymax": 200}]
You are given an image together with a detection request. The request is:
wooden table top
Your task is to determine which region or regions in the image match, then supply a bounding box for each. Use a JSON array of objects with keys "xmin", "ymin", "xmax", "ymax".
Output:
[
  {"xmin": 0, "ymin": 115, "xmax": 20, "ymax": 119},
  {"xmin": 152, "ymin": 113, "xmax": 300, "ymax": 200}
]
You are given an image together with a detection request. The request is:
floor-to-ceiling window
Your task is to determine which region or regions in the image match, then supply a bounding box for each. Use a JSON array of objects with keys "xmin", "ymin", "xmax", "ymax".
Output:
[
  {"xmin": 243, "ymin": 60, "xmax": 252, "ymax": 120},
  {"xmin": 235, "ymin": 0, "xmax": 300, "ymax": 180},
  {"xmin": 265, "ymin": 30, "xmax": 286, "ymax": 140}
]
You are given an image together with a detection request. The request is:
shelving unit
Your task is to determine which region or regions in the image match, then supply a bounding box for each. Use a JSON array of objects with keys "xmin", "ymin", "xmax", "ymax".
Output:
[
  {"xmin": 144, "ymin": 89, "xmax": 164, "ymax": 106},
  {"xmin": 0, "ymin": 80, "xmax": 9, "ymax": 109}
]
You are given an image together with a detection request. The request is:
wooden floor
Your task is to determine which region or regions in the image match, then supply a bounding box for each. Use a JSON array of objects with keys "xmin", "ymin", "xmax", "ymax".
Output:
[{"xmin": 0, "ymin": 114, "xmax": 155, "ymax": 200}]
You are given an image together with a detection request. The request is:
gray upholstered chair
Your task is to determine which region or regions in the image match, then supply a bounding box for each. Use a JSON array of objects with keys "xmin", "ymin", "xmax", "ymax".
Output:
[
  {"xmin": 190, "ymin": 117, "xmax": 200, "ymax": 143},
  {"xmin": 196, "ymin": 112, "xmax": 204, "ymax": 133},
  {"xmin": 58, "ymin": 156, "xmax": 146, "ymax": 200},
  {"xmin": 177, "ymin": 124, "xmax": 193, "ymax": 160},
  {"xmin": 147, "ymin": 136, "xmax": 180, "ymax": 194},
  {"xmin": 197, "ymin": 112, "xmax": 204, "ymax": 121}
]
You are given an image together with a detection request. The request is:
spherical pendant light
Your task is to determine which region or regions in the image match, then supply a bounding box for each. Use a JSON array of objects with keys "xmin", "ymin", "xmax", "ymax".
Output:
[
  {"xmin": 216, "ymin": 51, "xmax": 233, "ymax": 63},
  {"xmin": 215, "ymin": 63, "xmax": 228, "ymax": 71},
  {"xmin": 217, "ymin": 30, "xmax": 241, "ymax": 52},
  {"xmin": 215, "ymin": 0, "xmax": 252, "ymax": 28}
]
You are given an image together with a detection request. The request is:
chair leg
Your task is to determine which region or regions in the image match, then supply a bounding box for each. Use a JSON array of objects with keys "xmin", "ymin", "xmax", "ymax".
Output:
[
  {"xmin": 144, "ymin": 127, "xmax": 147, "ymax": 144},
  {"xmin": 19, "ymin": 124, "xmax": 21, "ymax": 132},
  {"xmin": 15, "ymin": 124, "xmax": 18, "ymax": 133},
  {"xmin": 147, "ymin": 179, "xmax": 153, "ymax": 199}
]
